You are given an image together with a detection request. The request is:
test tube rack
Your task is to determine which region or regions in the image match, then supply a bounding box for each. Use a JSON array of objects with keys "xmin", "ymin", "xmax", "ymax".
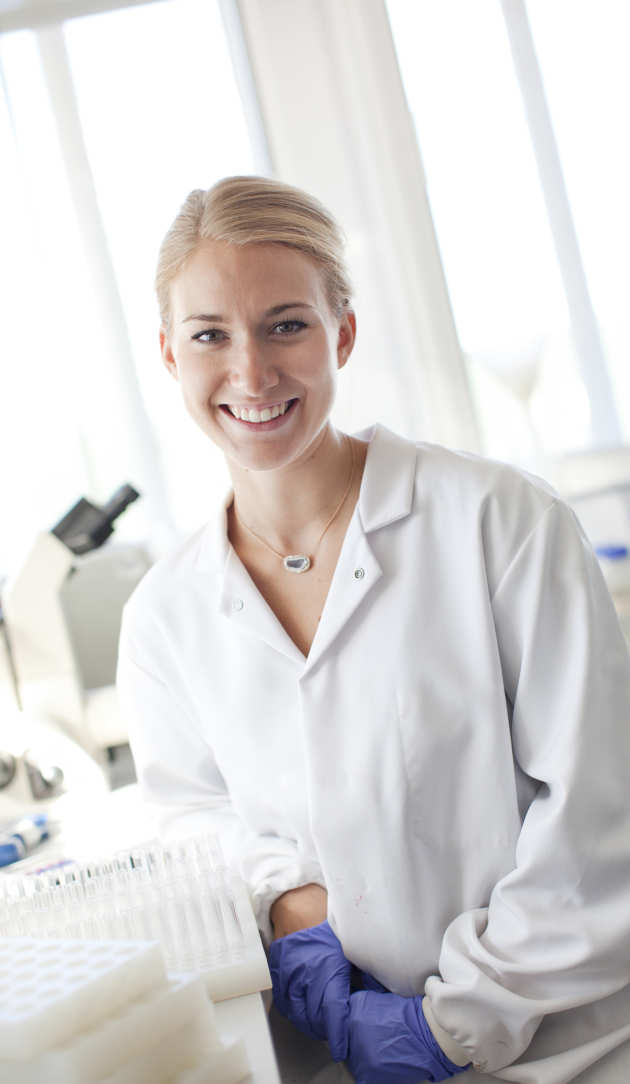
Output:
[
  {"xmin": 0, "ymin": 833, "xmax": 271, "ymax": 1002},
  {"xmin": 0, "ymin": 937, "xmax": 250, "ymax": 1083}
]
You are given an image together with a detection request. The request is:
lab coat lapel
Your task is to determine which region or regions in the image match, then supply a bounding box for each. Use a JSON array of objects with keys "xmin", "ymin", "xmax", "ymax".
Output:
[
  {"xmin": 201, "ymin": 490, "xmax": 306, "ymax": 667},
  {"xmin": 217, "ymin": 547, "xmax": 306, "ymax": 667},
  {"xmin": 303, "ymin": 426, "xmax": 418, "ymax": 675},
  {"xmin": 355, "ymin": 424, "xmax": 419, "ymax": 533},
  {"xmin": 207, "ymin": 425, "xmax": 418, "ymax": 673},
  {"xmin": 303, "ymin": 525, "xmax": 382, "ymax": 674}
]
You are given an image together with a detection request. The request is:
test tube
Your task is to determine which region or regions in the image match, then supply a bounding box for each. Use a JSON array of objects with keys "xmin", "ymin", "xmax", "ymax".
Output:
[
  {"xmin": 220, "ymin": 873, "xmax": 245, "ymax": 961},
  {"xmin": 0, "ymin": 831, "xmax": 250, "ymax": 984},
  {"xmin": 6, "ymin": 878, "xmax": 28, "ymax": 936}
]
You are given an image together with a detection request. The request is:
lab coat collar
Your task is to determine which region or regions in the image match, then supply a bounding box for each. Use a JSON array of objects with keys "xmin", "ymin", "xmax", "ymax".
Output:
[
  {"xmin": 218, "ymin": 545, "xmax": 307, "ymax": 665},
  {"xmin": 197, "ymin": 424, "xmax": 418, "ymax": 669},
  {"xmin": 355, "ymin": 424, "xmax": 418, "ymax": 533},
  {"xmin": 205, "ymin": 489, "xmax": 232, "ymax": 573},
  {"xmin": 205, "ymin": 498, "xmax": 308, "ymax": 664},
  {"xmin": 197, "ymin": 423, "xmax": 418, "ymax": 575}
]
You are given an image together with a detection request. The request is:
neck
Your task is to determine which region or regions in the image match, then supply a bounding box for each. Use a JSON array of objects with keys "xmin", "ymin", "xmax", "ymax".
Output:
[{"xmin": 229, "ymin": 425, "xmax": 355, "ymax": 554}]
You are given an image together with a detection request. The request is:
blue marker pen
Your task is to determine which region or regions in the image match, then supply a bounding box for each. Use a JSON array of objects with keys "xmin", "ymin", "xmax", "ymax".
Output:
[{"xmin": 0, "ymin": 813, "xmax": 49, "ymax": 868}]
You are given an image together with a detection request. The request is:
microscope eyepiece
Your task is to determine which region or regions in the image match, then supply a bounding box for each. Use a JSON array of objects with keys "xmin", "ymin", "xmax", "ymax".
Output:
[{"xmin": 100, "ymin": 485, "xmax": 140, "ymax": 523}]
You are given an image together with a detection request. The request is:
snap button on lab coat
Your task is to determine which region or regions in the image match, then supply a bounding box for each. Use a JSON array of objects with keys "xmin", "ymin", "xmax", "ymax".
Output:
[
  {"xmin": 354, "ymin": 568, "xmax": 365, "ymax": 579},
  {"xmin": 232, "ymin": 598, "xmax": 244, "ymax": 612}
]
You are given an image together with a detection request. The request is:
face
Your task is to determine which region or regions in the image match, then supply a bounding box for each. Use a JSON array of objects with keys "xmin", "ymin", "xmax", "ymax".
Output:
[{"xmin": 161, "ymin": 240, "xmax": 356, "ymax": 474}]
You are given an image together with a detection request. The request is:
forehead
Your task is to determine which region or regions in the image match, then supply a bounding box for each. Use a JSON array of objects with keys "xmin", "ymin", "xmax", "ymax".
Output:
[{"xmin": 170, "ymin": 240, "xmax": 327, "ymax": 321}]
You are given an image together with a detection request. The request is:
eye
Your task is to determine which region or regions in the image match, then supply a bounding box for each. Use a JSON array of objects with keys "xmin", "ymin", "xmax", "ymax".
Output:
[
  {"xmin": 270, "ymin": 320, "xmax": 307, "ymax": 335},
  {"xmin": 192, "ymin": 328, "xmax": 227, "ymax": 344}
]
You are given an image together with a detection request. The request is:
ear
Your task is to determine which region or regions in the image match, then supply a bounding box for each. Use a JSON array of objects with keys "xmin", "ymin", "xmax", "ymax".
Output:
[
  {"xmin": 336, "ymin": 309, "xmax": 356, "ymax": 370},
  {"xmin": 160, "ymin": 328, "xmax": 179, "ymax": 380}
]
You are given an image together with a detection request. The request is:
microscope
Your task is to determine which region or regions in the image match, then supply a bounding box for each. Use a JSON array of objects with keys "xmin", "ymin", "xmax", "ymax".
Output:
[{"xmin": 0, "ymin": 486, "xmax": 151, "ymax": 803}]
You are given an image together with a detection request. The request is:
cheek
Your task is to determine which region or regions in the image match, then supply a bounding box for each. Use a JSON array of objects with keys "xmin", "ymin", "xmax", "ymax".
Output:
[
  {"xmin": 295, "ymin": 335, "xmax": 337, "ymax": 379},
  {"xmin": 178, "ymin": 355, "xmax": 211, "ymax": 389},
  {"xmin": 177, "ymin": 360, "xmax": 216, "ymax": 410}
]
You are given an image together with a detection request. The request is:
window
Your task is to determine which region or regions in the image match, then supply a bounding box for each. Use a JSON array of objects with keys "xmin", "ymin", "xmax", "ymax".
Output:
[
  {"xmin": 386, "ymin": 0, "xmax": 630, "ymax": 469},
  {"xmin": 0, "ymin": 0, "xmax": 261, "ymax": 574}
]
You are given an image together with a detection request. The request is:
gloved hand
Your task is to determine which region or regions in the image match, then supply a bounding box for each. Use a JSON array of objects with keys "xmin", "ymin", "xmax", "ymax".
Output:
[
  {"xmin": 269, "ymin": 920, "xmax": 352, "ymax": 1060},
  {"xmin": 346, "ymin": 990, "xmax": 470, "ymax": 1084}
]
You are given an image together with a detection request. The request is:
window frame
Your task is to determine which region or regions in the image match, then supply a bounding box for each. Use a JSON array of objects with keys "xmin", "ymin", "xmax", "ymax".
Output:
[{"xmin": 499, "ymin": 0, "xmax": 621, "ymax": 447}]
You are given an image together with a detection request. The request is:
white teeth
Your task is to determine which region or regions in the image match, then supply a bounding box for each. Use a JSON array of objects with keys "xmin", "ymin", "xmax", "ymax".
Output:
[{"xmin": 227, "ymin": 400, "xmax": 292, "ymax": 423}]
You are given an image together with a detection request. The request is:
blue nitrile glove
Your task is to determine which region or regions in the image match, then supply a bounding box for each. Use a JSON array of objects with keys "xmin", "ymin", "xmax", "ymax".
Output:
[
  {"xmin": 269, "ymin": 920, "xmax": 352, "ymax": 1060},
  {"xmin": 346, "ymin": 991, "xmax": 470, "ymax": 1084}
]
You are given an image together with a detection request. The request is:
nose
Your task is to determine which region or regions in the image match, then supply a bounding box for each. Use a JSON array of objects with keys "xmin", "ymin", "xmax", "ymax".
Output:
[{"xmin": 228, "ymin": 336, "xmax": 279, "ymax": 396}]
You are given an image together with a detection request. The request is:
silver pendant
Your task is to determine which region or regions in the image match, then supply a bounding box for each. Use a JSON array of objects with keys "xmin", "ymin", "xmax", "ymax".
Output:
[{"xmin": 284, "ymin": 554, "xmax": 311, "ymax": 573}]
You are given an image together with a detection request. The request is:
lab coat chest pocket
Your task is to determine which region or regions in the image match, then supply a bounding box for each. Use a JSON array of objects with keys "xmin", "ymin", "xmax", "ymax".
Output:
[{"xmin": 396, "ymin": 669, "xmax": 520, "ymax": 852}]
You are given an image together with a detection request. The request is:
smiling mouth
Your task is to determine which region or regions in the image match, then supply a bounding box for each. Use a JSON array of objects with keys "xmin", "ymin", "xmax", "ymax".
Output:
[{"xmin": 221, "ymin": 399, "xmax": 297, "ymax": 424}]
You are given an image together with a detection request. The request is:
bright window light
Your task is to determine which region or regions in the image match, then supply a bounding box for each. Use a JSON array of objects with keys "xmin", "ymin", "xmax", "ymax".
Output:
[
  {"xmin": 0, "ymin": 29, "xmax": 95, "ymax": 574},
  {"xmin": 525, "ymin": 0, "xmax": 630, "ymax": 445},
  {"xmin": 1, "ymin": 0, "xmax": 258, "ymax": 574},
  {"xmin": 386, "ymin": 0, "xmax": 629, "ymax": 465}
]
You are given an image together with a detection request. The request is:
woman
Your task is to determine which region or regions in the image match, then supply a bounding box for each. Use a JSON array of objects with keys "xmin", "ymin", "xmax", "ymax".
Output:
[{"xmin": 117, "ymin": 176, "xmax": 630, "ymax": 1083}]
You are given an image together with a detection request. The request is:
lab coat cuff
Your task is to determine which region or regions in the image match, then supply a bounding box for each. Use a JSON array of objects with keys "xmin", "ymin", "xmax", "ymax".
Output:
[{"xmin": 422, "ymin": 998, "xmax": 473, "ymax": 1068}]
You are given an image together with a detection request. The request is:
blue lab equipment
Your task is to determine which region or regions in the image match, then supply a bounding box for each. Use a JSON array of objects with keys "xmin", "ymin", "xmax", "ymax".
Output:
[
  {"xmin": 346, "ymin": 990, "xmax": 470, "ymax": 1083},
  {"xmin": 269, "ymin": 920, "xmax": 352, "ymax": 1060},
  {"xmin": 0, "ymin": 812, "xmax": 49, "ymax": 867}
]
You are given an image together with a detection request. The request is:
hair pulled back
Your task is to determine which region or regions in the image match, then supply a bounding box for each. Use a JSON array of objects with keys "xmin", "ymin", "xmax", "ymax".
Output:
[{"xmin": 155, "ymin": 175, "xmax": 352, "ymax": 331}]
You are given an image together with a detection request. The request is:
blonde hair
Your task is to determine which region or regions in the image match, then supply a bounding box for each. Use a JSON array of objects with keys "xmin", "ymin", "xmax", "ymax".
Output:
[{"xmin": 155, "ymin": 175, "xmax": 352, "ymax": 332}]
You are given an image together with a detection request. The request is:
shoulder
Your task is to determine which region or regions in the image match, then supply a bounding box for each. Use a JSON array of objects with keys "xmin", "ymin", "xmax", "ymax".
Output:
[
  {"xmin": 363, "ymin": 424, "xmax": 558, "ymax": 520},
  {"xmin": 416, "ymin": 439, "xmax": 555, "ymax": 503},
  {"xmin": 361, "ymin": 422, "xmax": 562, "ymax": 537},
  {"xmin": 121, "ymin": 521, "xmax": 214, "ymax": 636},
  {"xmin": 412, "ymin": 441, "xmax": 577, "ymax": 593},
  {"xmin": 362, "ymin": 426, "xmax": 568, "ymax": 592}
]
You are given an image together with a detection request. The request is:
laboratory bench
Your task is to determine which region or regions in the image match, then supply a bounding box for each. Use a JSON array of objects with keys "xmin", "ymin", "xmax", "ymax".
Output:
[
  {"xmin": 0, "ymin": 782, "xmax": 282, "ymax": 1083},
  {"xmin": 0, "ymin": 779, "xmax": 357, "ymax": 1083}
]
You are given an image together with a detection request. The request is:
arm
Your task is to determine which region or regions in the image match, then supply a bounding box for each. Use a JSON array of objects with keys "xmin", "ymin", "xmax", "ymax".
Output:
[
  {"xmin": 270, "ymin": 883, "xmax": 328, "ymax": 938},
  {"xmin": 423, "ymin": 499, "xmax": 630, "ymax": 1073},
  {"xmin": 116, "ymin": 607, "xmax": 325, "ymax": 946}
]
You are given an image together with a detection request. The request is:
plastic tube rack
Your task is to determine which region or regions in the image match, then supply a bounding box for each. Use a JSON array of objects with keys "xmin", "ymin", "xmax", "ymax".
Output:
[
  {"xmin": 0, "ymin": 937, "xmax": 250, "ymax": 1083},
  {"xmin": 0, "ymin": 833, "xmax": 270, "ymax": 1002}
]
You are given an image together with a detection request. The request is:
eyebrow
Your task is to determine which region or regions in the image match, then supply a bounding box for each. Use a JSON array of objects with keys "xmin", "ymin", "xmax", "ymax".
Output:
[{"xmin": 182, "ymin": 301, "xmax": 315, "ymax": 323}]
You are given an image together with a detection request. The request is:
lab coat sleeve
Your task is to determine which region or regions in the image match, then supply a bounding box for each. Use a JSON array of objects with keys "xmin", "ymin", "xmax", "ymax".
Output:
[
  {"xmin": 424, "ymin": 498, "xmax": 630, "ymax": 1074},
  {"xmin": 116, "ymin": 611, "xmax": 325, "ymax": 945}
]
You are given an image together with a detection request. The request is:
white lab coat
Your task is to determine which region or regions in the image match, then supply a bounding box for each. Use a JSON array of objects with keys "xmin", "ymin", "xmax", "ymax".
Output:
[{"xmin": 117, "ymin": 425, "xmax": 630, "ymax": 1083}]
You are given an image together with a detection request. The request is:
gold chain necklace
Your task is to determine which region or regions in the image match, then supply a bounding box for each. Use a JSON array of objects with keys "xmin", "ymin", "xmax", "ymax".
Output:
[{"xmin": 236, "ymin": 436, "xmax": 355, "ymax": 573}]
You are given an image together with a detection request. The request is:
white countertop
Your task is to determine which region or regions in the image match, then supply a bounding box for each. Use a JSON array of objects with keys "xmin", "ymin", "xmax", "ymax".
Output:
[
  {"xmin": 217, "ymin": 993, "xmax": 281, "ymax": 1084},
  {"xmin": 1, "ymin": 781, "xmax": 281, "ymax": 1084}
]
